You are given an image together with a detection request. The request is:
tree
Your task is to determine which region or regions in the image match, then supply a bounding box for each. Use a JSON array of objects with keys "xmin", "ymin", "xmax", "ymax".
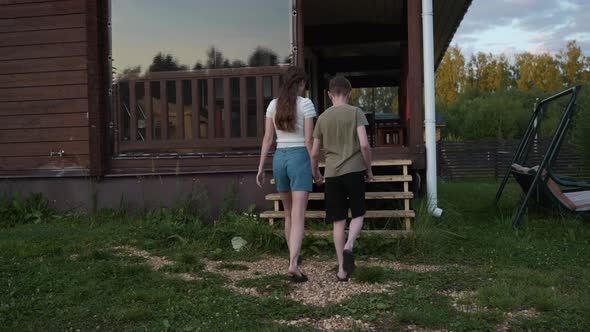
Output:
[
  {"xmin": 193, "ymin": 61, "xmax": 204, "ymax": 70},
  {"xmin": 436, "ymin": 45, "xmax": 466, "ymax": 105},
  {"xmin": 514, "ymin": 52, "xmax": 561, "ymax": 93},
  {"xmin": 205, "ymin": 46, "xmax": 225, "ymax": 69},
  {"xmin": 230, "ymin": 60, "xmax": 246, "ymax": 68},
  {"xmin": 467, "ymin": 52, "xmax": 511, "ymax": 93},
  {"xmin": 557, "ymin": 40, "xmax": 588, "ymax": 86},
  {"xmin": 116, "ymin": 65, "xmax": 142, "ymax": 82},
  {"xmin": 248, "ymin": 46, "xmax": 278, "ymax": 67},
  {"xmin": 350, "ymin": 87, "xmax": 398, "ymax": 113},
  {"xmin": 148, "ymin": 53, "xmax": 187, "ymax": 72}
]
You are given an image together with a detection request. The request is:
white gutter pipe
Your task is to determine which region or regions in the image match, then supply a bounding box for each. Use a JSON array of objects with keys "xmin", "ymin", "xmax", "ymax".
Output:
[{"xmin": 422, "ymin": 0, "xmax": 443, "ymax": 217}]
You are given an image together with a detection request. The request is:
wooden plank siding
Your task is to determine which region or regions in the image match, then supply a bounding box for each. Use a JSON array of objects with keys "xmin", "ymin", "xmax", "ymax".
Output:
[{"xmin": 0, "ymin": 0, "xmax": 99, "ymax": 176}]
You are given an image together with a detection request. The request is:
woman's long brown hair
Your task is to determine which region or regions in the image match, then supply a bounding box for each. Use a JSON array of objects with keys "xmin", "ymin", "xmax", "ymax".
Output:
[{"xmin": 275, "ymin": 66, "xmax": 306, "ymax": 132}]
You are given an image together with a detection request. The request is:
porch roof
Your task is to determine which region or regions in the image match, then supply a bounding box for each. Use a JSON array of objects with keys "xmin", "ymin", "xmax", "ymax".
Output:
[{"xmin": 303, "ymin": 0, "xmax": 472, "ymax": 87}]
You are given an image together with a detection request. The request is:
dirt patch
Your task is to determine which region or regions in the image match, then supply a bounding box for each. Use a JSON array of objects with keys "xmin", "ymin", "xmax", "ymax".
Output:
[
  {"xmin": 112, "ymin": 245, "xmax": 174, "ymax": 270},
  {"xmin": 441, "ymin": 290, "xmax": 488, "ymax": 314},
  {"xmin": 204, "ymin": 256, "xmax": 402, "ymax": 306},
  {"xmin": 496, "ymin": 308, "xmax": 538, "ymax": 332},
  {"xmin": 363, "ymin": 257, "xmax": 445, "ymax": 273},
  {"xmin": 404, "ymin": 324, "xmax": 448, "ymax": 332},
  {"xmin": 111, "ymin": 245, "xmax": 201, "ymax": 281},
  {"xmin": 202, "ymin": 258, "xmax": 279, "ymax": 281},
  {"xmin": 276, "ymin": 315, "xmax": 373, "ymax": 331}
]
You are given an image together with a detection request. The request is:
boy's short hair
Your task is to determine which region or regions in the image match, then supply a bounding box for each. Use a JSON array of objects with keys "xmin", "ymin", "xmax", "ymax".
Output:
[{"xmin": 329, "ymin": 76, "xmax": 352, "ymax": 96}]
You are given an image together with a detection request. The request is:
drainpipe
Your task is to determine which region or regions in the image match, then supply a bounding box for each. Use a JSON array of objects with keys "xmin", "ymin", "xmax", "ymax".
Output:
[{"xmin": 422, "ymin": 0, "xmax": 443, "ymax": 217}]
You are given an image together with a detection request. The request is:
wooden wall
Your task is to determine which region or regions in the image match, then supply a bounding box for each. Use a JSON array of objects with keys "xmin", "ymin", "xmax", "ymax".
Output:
[{"xmin": 0, "ymin": 0, "xmax": 105, "ymax": 177}]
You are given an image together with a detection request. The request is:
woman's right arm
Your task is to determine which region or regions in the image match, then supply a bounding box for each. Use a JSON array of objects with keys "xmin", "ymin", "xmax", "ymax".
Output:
[{"xmin": 256, "ymin": 117, "xmax": 275, "ymax": 187}]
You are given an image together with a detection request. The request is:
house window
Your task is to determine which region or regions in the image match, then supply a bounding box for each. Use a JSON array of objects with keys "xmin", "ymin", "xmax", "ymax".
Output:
[{"xmin": 111, "ymin": 0, "xmax": 291, "ymax": 79}]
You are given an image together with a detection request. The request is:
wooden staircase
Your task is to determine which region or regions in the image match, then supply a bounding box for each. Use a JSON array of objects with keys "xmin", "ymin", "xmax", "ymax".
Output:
[{"xmin": 259, "ymin": 160, "xmax": 416, "ymax": 236}]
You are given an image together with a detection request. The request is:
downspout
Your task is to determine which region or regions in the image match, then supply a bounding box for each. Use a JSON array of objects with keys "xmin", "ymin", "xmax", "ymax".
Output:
[{"xmin": 422, "ymin": 0, "xmax": 443, "ymax": 217}]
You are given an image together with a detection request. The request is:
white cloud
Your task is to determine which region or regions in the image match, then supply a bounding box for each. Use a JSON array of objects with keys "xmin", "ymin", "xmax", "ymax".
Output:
[{"xmin": 453, "ymin": 0, "xmax": 590, "ymax": 55}]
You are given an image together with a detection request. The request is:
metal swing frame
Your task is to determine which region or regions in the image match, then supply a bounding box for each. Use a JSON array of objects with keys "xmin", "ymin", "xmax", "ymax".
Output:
[{"xmin": 495, "ymin": 86, "xmax": 584, "ymax": 227}]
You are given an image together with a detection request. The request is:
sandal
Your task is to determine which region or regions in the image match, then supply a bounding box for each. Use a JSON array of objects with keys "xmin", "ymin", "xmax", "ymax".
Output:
[
  {"xmin": 287, "ymin": 271, "xmax": 309, "ymax": 283},
  {"xmin": 343, "ymin": 249, "xmax": 355, "ymax": 277},
  {"xmin": 336, "ymin": 273, "xmax": 349, "ymax": 282}
]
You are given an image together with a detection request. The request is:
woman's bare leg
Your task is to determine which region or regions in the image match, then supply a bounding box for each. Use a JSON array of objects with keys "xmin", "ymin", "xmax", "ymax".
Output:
[
  {"xmin": 288, "ymin": 191, "xmax": 308, "ymax": 274},
  {"xmin": 279, "ymin": 192, "xmax": 293, "ymax": 251}
]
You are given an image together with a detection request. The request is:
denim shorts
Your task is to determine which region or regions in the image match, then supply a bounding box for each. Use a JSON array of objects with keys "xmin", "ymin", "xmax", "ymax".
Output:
[{"xmin": 273, "ymin": 147, "xmax": 313, "ymax": 192}]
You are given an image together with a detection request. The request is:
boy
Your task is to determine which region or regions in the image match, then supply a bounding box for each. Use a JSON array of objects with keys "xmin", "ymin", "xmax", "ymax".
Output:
[{"xmin": 311, "ymin": 76, "xmax": 373, "ymax": 281}]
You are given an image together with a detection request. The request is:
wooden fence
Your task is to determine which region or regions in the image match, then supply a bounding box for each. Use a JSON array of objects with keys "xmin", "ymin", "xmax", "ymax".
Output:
[
  {"xmin": 438, "ymin": 140, "xmax": 589, "ymax": 180},
  {"xmin": 114, "ymin": 66, "xmax": 287, "ymax": 154}
]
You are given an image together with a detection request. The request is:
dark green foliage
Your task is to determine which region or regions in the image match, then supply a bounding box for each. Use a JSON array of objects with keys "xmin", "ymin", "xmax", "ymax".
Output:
[
  {"xmin": 0, "ymin": 193, "xmax": 54, "ymax": 227},
  {"xmin": 354, "ymin": 266, "xmax": 387, "ymax": 283}
]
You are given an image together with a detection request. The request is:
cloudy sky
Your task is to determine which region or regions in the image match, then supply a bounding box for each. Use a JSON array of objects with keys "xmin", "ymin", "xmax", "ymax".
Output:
[{"xmin": 452, "ymin": 0, "xmax": 590, "ymax": 55}]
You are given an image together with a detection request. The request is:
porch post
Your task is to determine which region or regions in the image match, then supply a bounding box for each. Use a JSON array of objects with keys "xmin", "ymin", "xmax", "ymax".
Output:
[
  {"xmin": 293, "ymin": 0, "xmax": 304, "ymax": 67},
  {"xmin": 406, "ymin": 0, "xmax": 424, "ymax": 149}
]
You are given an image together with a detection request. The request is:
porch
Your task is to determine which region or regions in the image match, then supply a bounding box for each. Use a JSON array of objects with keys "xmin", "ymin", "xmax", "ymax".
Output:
[{"xmin": 107, "ymin": 0, "xmax": 474, "ymax": 176}]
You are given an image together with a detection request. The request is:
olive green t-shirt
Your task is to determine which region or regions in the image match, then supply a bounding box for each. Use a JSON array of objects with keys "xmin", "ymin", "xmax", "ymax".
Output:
[{"xmin": 313, "ymin": 104, "xmax": 369, "ymax": 178}]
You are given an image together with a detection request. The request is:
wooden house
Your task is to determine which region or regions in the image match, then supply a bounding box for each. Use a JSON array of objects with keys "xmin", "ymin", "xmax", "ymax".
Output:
[{"xmin": 0, "ymin": 0, "xmax": 471, "ymax": 212}]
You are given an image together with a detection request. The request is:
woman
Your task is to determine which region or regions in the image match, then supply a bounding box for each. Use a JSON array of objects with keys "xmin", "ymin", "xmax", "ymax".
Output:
[{"xmin": 256, "ymin": 66, "xmax": 320, "ymax": 283}]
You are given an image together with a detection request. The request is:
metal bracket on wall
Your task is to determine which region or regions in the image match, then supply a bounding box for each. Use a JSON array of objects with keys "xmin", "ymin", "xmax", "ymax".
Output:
[{"xmin": 49, "ymin": 150, "xmax": 65, "ymax": 157}]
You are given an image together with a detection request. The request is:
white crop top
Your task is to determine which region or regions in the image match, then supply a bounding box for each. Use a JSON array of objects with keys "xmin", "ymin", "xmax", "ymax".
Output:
[{"xmin": 266, "ymin": 96, "xmax": 317, "ymax": 148}]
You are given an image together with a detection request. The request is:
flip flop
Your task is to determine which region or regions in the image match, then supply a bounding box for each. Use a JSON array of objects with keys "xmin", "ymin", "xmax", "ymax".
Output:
[
  {"xmin": 343, "ymin": 249, "xmax": 355, "ymax": 276},
  {"xmin": 287, "ymin": 271, "xmax": 309, "ymax": 283},
  {"xmin": 336, "ymin": 273, "xmax": 349, "ymax": 282}
]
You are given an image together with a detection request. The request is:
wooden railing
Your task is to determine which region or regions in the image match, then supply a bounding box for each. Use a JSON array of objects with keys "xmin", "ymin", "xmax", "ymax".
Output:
[{"xmin": 113, "ymin": 66, "xmax": 287, "ymax": 154}]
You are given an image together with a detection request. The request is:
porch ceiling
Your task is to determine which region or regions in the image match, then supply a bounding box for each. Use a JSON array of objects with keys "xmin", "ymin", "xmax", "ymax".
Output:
[{"xmin": 303, "ymin": 0, "xmax": 472, "ymax": 87}]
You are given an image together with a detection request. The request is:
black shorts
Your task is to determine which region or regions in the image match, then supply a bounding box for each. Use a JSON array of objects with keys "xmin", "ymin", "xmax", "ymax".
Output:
[{"xmin": 325, "ymin": 171, "xmax": 366, "ymax": 222}]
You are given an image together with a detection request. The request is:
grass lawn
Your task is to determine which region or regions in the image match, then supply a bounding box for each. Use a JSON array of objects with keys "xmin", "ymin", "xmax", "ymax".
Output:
[{"xmin": 1, "ymin": 180, "xmax": 589, "ymax": 331}]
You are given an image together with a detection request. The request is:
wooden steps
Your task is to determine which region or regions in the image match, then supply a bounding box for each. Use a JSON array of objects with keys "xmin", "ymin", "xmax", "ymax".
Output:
[
  {"xmin": 318, "ymin": 159, "xmax": 412, "ymax": 167},
  {"xmin": 260, "ymin": 159, "xmax": 415, "ymax": 233},
  {"xmin": 265, "ymin": 192, "xmax": 413, "ymax": 201},
  {"xmin": 271, "ymin": 174, "xmax": 412, "ymax": 184},
  {"xmin": 260, "ymin": 210, "xmax": 415, "ymax": 219},
  {"xmin": 304, "ymin": 230, "xmax": 414, "ymax": 238}
]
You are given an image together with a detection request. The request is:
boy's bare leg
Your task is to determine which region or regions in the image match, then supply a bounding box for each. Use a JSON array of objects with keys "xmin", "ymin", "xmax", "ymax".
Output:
[
  {"xmin": 333, "ymin": 219, "xmax": 347, "ymax": 279},
  {"xmin": 344, "ymin": 216, "xmax": 364, "ymax": 252},
  {"xmin": 279, "ymin": 192, "xmax": 293, "ymax": 251}
]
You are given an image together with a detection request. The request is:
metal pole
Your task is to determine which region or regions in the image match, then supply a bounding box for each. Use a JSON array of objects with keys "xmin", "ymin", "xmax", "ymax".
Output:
[{"xmin": 422, "ymin": 0, "xmax": 442, "ymax": 217}]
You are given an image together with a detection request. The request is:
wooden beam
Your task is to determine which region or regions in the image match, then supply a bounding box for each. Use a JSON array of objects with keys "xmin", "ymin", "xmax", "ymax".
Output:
[
  {"xmin": 239, "ymin": 77, "xmax": 247, "ymax": 138},
  {"xmin": 160, "ymin": 80, "xmax": 168, "ymax": 140},
  {"xmin": 145, "ymin": 82, "xmax": 152, "ymax": 142},
  {"xmin": 260, "ymin": 210, "xmax": 416, "ymax": 219},
  {"xmin": 191, "ymin": 79, "xmax": 200, "ymax": 141},
  {"xmin": 129, "ymin": 80, "xmax": 137, "ymax": 142},
  {"xmin": 320, "ymin": 56, "xmax": 402, "ymax": 73},
  {"xmin": 119, "ymin": 138, "xmax": 261, "ymax": 152},
  {"xmin": 223, "ymin": 77, "xmax": 231, "ymax": 139},
  {"xmin": 207, "ymin": 79, "xmax": 215, "ymax": 139},
  {"xmin": 305, "ymin": 24, "xmax": 406, "ymax": 47},
  {"xmin": 176, "ymin": 80, "xmax": 183, "ymax": 140},
  {"xmin": 256, "ymin": 76, "xmax": 264, "ymax": 138},
  {"xmin": 266, "ymin": 192, "xmax": 414, "ymax": 201},
  {"xmin": 347, "ymin": 75, "xmax": 400, "ymax": 88},
  {"xmin": 296, "ymin": 0, "xmax": 304, "ymax": 67},
  {"xmin": 407, "ymin": 0, "xmax": 424, "ymax": 148},
  {"xmin": 272, "ymin": 75, "xmax": 280, "ymax": 99}
]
